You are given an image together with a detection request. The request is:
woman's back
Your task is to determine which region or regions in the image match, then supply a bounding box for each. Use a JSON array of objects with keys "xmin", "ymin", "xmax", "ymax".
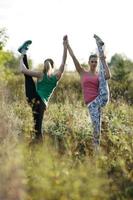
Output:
[{"xmin": 36, "ymin": 73, "xmax": 58, "ymax": 105}]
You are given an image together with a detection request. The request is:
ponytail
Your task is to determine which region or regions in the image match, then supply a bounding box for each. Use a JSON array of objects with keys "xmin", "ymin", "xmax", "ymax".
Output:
[{"xmin": 43, "ymin": 58, "xmax": 54, "ymax": 74}]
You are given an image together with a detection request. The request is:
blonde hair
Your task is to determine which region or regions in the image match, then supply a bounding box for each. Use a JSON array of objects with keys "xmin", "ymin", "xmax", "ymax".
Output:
[{"xmin": 43, "ymin": 58, "xmax": 54, "ymax": 74}]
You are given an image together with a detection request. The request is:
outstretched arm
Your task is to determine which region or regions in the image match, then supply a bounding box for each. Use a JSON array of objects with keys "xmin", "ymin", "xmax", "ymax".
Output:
[
  {"xmin": 20, "ymin": 55, "xmax": 42, "ymax": 78},
  {"xmin": 55, "ymin": 36, "xmax": 67, "ymax": 80},
  {"xmin": 67, "ymin": 38, "xmax": 84, "ymax": 75}
]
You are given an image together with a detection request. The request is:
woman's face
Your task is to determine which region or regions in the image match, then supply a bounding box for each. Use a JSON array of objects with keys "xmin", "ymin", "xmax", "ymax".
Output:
[{"xmin": 89, "ymin": 57, "xmax": 98, "ymax": 70}]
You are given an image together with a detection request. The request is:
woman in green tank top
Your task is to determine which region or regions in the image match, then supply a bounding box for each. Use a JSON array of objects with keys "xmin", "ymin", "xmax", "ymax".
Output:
[{"xmin": 19, "ymin": 36, "xmax": 67, "ymax": 141}]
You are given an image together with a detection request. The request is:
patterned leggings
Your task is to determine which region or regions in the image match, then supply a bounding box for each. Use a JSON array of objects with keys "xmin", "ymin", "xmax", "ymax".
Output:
[{"xmin": 87, "ymin": 46, "xmax": 109, "ymax": 146}]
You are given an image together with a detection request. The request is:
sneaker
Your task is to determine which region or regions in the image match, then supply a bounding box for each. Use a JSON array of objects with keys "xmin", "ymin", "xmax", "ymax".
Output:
[
  {"xmin": 94, "ymin": 34, "xmax": 104, "ymax": 46},
  {"xmin": 18, "ymin": 40, "xmax": 32, "ymax": 54}
]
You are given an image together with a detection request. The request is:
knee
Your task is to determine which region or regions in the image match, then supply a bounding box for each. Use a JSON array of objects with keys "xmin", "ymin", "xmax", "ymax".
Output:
[{"xmin": 101, "ymin": 94, "xmax": 109, "ymax": 107}]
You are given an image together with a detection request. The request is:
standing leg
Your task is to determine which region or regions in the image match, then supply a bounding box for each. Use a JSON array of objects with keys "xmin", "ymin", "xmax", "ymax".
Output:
[
  {"xmin": 88, "ymin": 102, "xmax": 101, "ymax": 145},
  {"xmin": 32, "ymin": 97, "xmax": 46, "ymax": 140},
  {"xmin": 88, "ymin": 97, "xmax": 101, "ymax": 152}
]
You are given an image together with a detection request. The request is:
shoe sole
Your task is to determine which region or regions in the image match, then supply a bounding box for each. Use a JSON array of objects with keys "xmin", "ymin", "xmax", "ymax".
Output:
[
  {"xmin": 18, "ymin": 40, "xmax": 32, "ymax": 53},
  {"xmin": 94, "ymin": 34, "xmax": 104, "ymax": 46}
]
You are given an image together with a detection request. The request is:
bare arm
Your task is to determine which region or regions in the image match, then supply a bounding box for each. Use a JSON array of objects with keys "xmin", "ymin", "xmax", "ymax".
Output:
[
  {"xmin": 55, "ymin": 37, "xmax": 67, "ymax": 80},
  {"xmin": 20, "ymin": 55, "xmax": 43, "ymax": 78},
  {"xmin": 67, "ymin": 40, "xmax": 84, "ymax": 75},
  {"xmin": 100, "ymin": 55, "xmax": 111, "ymax": 80}
]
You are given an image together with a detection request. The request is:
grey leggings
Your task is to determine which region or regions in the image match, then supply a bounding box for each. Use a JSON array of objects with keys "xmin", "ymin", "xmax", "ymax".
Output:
[{"xmin": 87, "ymin": 46, "xmax": 109, "ymax": 146}]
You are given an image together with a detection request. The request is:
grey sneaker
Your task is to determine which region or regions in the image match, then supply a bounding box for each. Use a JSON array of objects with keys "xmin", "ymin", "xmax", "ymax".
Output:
[{"xmin": 94, "ymin": 34, "xmax": 104, "ymax": 46}]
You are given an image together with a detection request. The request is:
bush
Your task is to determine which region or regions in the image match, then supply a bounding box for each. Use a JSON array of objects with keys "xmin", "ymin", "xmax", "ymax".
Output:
[{"xmin": 0, "ymin": 51, "xmax": 133, "ymax": 199}]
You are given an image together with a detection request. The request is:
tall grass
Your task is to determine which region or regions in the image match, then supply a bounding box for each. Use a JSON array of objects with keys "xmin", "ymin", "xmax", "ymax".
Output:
[{"xmin": 0, "ymin": 72, "xmax": 133, "ymax": 200}]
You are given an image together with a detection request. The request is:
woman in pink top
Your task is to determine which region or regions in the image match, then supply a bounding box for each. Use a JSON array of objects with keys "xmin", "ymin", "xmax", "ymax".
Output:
[{"xmin": 66, "ymin": 35, "xmax": 111, "ymax": 152}]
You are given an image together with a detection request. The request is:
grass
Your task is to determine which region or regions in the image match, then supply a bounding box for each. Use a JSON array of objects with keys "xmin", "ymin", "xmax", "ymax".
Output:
[{"xmin": 0, "ymin": 72, "xmax": 133, "ymax": 200}]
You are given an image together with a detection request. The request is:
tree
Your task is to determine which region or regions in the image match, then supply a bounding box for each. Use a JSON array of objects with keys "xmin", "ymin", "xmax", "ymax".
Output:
[
  {"xmin": 0, "ymin": 27, "xmax": 8, "ymax": 50},
  {"xmin": 109, "ymin": 54, "xmax": 131, "ymax": 81}
]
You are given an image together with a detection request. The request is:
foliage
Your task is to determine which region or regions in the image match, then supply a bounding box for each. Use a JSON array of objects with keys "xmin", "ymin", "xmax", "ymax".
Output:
[
  {"xmin": 0, "ymin": 27, "xmax": 8, "ymax": 50},
  {"xmin": 0, "ymin": 31, "xmax": 133, "ymax": 199},
  {"xmin": 0, "ymin": 83, "xmax": 133, "ymax": 199},
  {"xmin": 109, "ymin": 54, "xmax": 133, "ymax": 82}
]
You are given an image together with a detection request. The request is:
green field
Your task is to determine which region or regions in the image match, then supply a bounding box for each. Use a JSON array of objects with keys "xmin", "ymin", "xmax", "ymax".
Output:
[
  {"xmin": 0, "ymin": 70, "xmax": 133, "ymax": 200},
  {"xmin": 0, "ymin": 30, "xmax": 133, "ymax": 199}
]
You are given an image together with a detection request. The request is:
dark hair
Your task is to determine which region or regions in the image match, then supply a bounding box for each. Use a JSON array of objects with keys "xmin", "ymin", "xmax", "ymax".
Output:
[
  {"xmin": 89, "ymin": 54, "xmax": 98, "ymax": 62},
  {"xmin": 44, "ymin": 58, "xmax": 54, "ymax": 68}
]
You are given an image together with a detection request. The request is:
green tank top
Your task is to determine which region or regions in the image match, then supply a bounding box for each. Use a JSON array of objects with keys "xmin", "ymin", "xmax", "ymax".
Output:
[{"xmin": 36, "ymin": 73, "xmax": 58, "ymax": 106}]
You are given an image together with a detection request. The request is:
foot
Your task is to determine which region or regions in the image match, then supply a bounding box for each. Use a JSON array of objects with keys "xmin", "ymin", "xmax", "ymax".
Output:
[
  {"xmin": 94, "ymin": 34, "xmax": 104, "ymax": 47},
  {"xmin": 18, "ymin": 40, "xmax": 32, "ymax": 54}
]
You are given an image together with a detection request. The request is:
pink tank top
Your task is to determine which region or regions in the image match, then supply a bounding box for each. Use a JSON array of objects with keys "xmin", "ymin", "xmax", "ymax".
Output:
[{"xmin": 81, "ymin": 72, "xmax": 99, "ymax": 104}]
